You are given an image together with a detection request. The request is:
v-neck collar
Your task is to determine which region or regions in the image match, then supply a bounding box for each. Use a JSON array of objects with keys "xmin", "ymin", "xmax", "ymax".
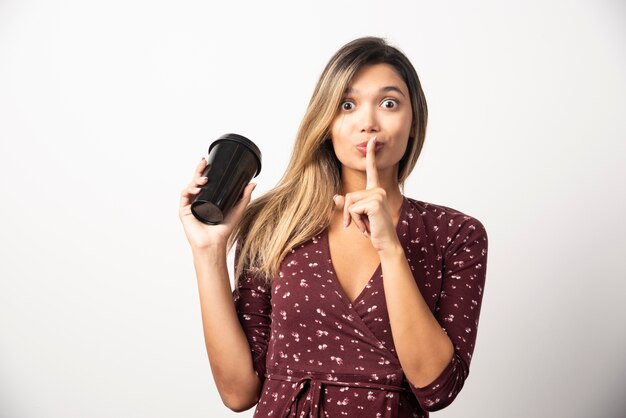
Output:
[{"xmin": 323, "ymin": 196, "xmax": 410, "ymax": 307}]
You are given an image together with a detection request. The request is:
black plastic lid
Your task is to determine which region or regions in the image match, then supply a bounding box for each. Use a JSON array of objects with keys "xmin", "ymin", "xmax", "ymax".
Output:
[{"xmin": 209, "ymin": 133, "xmax": 262, "ymax": 177}]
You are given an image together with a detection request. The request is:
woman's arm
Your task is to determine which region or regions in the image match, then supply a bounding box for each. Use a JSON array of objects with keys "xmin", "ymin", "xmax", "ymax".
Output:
[
  {"xmin": 192, "ymin": 246, "xmax": 262, "ymax": 412},
  {"xmin": 337, "ymin": 138, "xmax": 488, "ymax": 410},
  {"xmin": 179, "ymin": 158, "xmax": 261, "ymax": 411},
  {"xmin": 373, "ymin": 212, "xmax": 488, "ymax": 411}
]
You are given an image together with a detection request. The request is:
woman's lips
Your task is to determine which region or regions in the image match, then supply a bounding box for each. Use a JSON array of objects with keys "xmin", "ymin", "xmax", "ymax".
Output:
[{"xmin": 356, "ymin": 141, "xmax": 384, "ymax": 156}]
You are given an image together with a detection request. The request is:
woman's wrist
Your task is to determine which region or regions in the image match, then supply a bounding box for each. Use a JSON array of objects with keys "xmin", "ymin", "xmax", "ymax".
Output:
[
  {"xmin": 191, "ymin": 242, "xmax": 228, "ymax": 259},
  {"xmin": 377, "ymin": 239, "xmax": 405, "ymax": 260}
]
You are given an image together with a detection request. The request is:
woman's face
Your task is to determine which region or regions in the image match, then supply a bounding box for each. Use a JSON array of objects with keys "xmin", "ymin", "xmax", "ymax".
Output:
[{"xmin": 330, "ymin": 63, "xmax": 413, "ymax": 178}]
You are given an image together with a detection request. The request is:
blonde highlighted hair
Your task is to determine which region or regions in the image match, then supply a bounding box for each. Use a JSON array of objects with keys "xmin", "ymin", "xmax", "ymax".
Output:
[{"xmin": 228, "ymin": 36, "xmax": 428, "ymax": 284}]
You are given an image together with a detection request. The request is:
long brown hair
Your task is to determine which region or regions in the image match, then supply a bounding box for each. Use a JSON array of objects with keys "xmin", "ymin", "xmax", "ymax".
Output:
[{"xmin": 229, "ymin": 36, "xmax": 428, "ymax": 283}]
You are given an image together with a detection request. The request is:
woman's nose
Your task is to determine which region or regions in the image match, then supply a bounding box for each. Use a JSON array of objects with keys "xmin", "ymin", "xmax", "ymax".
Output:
[{"xmin": 359, "ymin": 106, "xmax": 380, "ymax": 133}]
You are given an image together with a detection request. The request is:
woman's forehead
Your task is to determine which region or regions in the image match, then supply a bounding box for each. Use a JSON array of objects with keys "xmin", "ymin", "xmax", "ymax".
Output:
[{"xmin": 345, "ymin": 64, "xmax": 409, "ymax": 96}]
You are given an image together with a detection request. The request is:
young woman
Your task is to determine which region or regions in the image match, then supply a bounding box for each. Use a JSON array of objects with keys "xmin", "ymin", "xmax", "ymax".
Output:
[{"xmin": 179, "ymin": 36, "xmax": 488, "ymax": 417}]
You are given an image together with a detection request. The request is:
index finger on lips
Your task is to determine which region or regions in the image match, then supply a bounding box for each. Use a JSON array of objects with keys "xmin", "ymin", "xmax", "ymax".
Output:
[{"xmin": 366, "ymin": 137, "xmax": 379, "ymax": 189}]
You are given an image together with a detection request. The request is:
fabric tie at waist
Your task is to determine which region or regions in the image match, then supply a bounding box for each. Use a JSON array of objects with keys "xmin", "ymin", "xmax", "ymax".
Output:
[{"xmin": 266, "ymin": 369, "xmax": 410, "ymax": 418}]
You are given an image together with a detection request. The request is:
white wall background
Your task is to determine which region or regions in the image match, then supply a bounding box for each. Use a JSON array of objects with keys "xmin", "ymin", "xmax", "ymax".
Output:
[{"xmin": 1, "ymin": 0, "xmax": 625, "ymax": 417}]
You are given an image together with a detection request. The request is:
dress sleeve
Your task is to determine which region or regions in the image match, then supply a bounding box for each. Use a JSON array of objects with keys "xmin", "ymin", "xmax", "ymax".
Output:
[
  {"xmin": 409, "ymin": 215, "xmax": 489, "ymax": 411},
  {"xmin": 232, "ymin": 245, "xmax": 272, "ymax": 385}
]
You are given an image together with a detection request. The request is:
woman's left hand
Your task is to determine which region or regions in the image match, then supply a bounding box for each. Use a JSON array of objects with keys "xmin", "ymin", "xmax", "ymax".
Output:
[{"xmin": 333, "ymin": 137, "xmax": 400, "ymax": 253}]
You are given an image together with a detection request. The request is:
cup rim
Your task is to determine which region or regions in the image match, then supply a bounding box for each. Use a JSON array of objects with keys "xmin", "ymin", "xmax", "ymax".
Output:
[{"xmin": 209, "ymin": 133, "xmax": 262, "ymax": 177}]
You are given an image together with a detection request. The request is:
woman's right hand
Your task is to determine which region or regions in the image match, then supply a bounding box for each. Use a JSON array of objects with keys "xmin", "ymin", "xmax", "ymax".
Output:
[{"xmin": 179, "ymin": 158, "xmax": 256, "ymax": 252}]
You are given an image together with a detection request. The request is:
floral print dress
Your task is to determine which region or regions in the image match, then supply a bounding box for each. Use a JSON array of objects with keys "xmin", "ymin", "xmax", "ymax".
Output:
[{"xmin": 234, "ymin": 197, "xmax": 488, "ymax": 417}]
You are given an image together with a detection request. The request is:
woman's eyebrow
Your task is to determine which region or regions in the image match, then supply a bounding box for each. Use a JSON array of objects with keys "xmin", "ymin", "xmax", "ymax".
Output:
[
  {"xmin": 343, "ymin": 86, "xmax": 407, "ymax": 97},
  {"xmin": 380, "ymin": 86, "xmax": 407, "ymax": 97}
]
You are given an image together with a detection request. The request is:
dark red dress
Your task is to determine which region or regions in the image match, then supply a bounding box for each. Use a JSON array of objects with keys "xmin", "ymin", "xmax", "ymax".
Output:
[{"xmin": 234, "ymin": 197, "xmax": 488, "ymax": 417}]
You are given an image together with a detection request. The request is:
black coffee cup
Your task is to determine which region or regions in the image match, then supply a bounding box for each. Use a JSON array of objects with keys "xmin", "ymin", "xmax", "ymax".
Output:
[{"xmin": 191, "ymin": 133, "xmax": 262, "ymax": 225}]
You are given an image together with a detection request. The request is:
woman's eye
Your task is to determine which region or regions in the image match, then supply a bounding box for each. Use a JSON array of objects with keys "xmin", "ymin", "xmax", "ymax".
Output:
[
  {"xmin": 382, "ymin": 99, "xmax": 397, "ymax": 109},
  {"xmin": 341, "ymin": 101, "xmax": 354, "ymax": 111}
]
